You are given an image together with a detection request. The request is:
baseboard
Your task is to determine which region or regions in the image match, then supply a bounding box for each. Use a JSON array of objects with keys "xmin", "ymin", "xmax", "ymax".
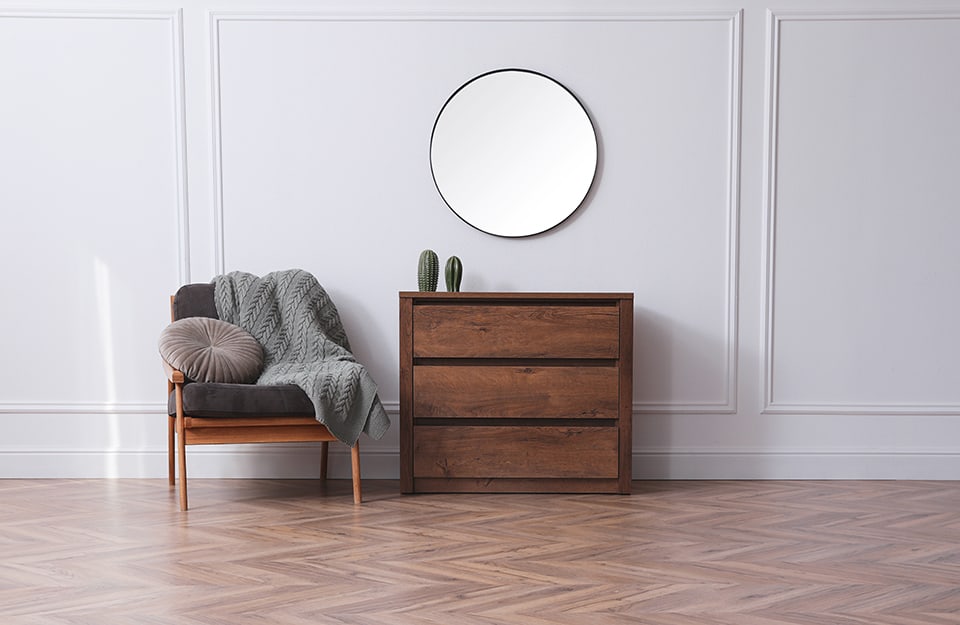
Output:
[
  {"xmin": 0, "ymin": 446, "xmax": 398, "ymax": 479},
  {"xmin": 633, "ymin": 449, "xmax": 960, "ymax": 480},
  {"xmin": 2, "ymin": 448, "xmax": 958, "ymax": 479}
]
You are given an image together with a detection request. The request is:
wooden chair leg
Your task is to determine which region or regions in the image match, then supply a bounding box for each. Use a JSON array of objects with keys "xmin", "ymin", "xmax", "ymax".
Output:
[
  {"xmin": 167, "ymin": 416, "xmax": 176, "ymax": 486},
  {"xmin": 319, "ymin": 441, "xmax": 329, "ymax": 482},
  {"xmin": 351, "ymin": 440, "xmax": 362, "ymax": 504},
  {"xmin": 175, "ymin": 384, "xmax": 188, "ymax": 511},
  {"xmin": 177, "ymin": 435, "xmax": 187, "ymax": 511}
]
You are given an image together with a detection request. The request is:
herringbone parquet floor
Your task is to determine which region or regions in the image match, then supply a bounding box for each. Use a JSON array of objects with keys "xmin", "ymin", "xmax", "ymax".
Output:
[{"xmin": 1, "ymin": 479, "xmax": 958, "ymax": 624}]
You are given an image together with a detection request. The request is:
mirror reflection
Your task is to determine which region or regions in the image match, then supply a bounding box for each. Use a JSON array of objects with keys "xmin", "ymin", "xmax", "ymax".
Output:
[{"xmin": 430, "ymin": 69, "xmax": 598, "ymax": 237}]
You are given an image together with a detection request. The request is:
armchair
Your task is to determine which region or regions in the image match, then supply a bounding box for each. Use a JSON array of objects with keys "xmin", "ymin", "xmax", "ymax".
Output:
[{"xmin": 163, "ymin": 283, "xmax": 361, "ymax": 511}]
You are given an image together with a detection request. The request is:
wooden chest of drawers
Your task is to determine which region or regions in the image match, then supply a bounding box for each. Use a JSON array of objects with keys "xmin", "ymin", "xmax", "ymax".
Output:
[{"xmin": 399, "ymin": 292, "xmax": 633, "ymax": 494}]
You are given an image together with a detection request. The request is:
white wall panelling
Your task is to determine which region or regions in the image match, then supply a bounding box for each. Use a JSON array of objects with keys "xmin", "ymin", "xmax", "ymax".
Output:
[
  {"xmin": 762, "ymin": 9, "xmax": 960, "ymax": 415},
  {"xmin": 2, "ymin": 1, "xmax": 959, "ymax": 480},
  {"xmin": 0, "ymin": 10, "xmax": 188, "ymax": 417},
  {"xmin": 210, "ymin": 9, "xmax": 741, "ymax": 414}
]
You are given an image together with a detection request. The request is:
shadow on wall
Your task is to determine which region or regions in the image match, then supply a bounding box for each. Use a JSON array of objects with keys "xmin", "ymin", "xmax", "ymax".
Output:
[
  {"xmin": 325, "ymin": 288, "xmax": 393, "ymax": 394},
  {"xmin": 632, "ymin": 306, "xmax": 734, "ymax": 479}
]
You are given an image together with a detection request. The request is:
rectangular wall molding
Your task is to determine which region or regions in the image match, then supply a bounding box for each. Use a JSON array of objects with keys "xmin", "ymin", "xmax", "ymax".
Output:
[
  {"xmin": 0, "ymin": 9, "xmax": 190, "ymax": 416},
  {"xmin": 210, "ymin": 8, "xmax": 743, "ymax": 414},
  {"xmin": 0, "ymin": 9, "xmax": 192, "ymax": 286},
  {"xmin": 0, "ymin": 403, "xmax": 165, "ymax": 415},
  {"xmin": 760, "ymin": 9, "xmax": 960, "ymax": 416}
]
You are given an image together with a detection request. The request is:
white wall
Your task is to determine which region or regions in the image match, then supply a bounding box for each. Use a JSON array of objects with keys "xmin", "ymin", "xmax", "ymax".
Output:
[{"xmin": 2, "ymin": 0, "xmax": 959, "ymax": 479}]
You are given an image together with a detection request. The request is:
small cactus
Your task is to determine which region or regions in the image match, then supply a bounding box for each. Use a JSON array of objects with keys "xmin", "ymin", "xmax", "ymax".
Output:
[
  {"xmin": 445, "ymin": 255, "xmax": 462, "ymax": 292},
  {"xmin": 418, "ymin": 249, "xmax": 439, "ymax": 291}
]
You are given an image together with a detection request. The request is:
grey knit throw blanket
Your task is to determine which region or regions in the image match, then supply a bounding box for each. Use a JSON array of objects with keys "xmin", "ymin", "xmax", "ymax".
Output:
[{"xmin": 213, "ymin": 269, "xmax": 389, "ymax": 446}]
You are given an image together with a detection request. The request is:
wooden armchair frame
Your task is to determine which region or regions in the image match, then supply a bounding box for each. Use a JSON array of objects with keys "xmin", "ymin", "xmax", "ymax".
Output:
[{"xmin": 165, "ymin": 295, "xmax": 361, "ymax": 511}]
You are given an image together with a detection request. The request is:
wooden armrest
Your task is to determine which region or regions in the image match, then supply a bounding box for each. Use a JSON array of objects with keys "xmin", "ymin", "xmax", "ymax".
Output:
[{"xmin": 162, "ymin": 360, "xmax": 185, "ymax": 384}]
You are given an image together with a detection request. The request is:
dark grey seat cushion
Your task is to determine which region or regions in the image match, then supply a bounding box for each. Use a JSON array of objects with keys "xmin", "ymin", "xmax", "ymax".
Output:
[{"xmin": 168, "ymin": 383, "xmax": 315, "ymax": 418}]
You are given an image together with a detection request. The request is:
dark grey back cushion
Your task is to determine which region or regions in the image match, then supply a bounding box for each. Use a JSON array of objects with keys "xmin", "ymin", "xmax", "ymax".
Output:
[{"xmin": 173, "ymin": 283, "xmax": 218, "ymax": 321}]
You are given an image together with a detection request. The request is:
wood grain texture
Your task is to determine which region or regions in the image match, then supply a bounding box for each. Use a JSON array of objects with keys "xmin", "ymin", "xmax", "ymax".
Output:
[
  {"xmin": 617, "ymin": 297, "xmax": 634, "ymax": 493},
  {"xmin": 411, "ymin": 477, "xmax": 624, "ymax": 493},
  {"xmin": 413, "ymin": 365, "xmax": 618, "ymax": 418},
  {"xmin": 1, "ymin": 479, "xmax": 958, "ymax": 624},
  {"xmin": 400, "ymin": 292, "xmax": 633, "ymax": 495},
  {"xmin": 399, "ymin": 295, "xmax": 415, "ymax": 493},
  {"xmin": 413, "ymin": 425, "xmax": 619, "ymax": 478},
  {"xmin": 412, "ymin": 304, "xmax": 619, "ymax": 358}
]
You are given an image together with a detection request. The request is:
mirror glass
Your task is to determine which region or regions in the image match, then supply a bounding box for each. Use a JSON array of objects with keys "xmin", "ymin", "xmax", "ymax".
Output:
[{"xmin": 430, "ymin": 69, "xmax": 598, "ymax": 237}]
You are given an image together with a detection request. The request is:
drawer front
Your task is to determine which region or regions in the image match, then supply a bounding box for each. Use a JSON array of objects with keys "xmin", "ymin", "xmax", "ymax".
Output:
[
  {"xmin": 413, "ymin": 365, "xmax": 617, "ymax": 418},
  {"xmin": 413, "ymin": 305, "xmax": 619, "ymax": 358},
  {"xmin": 413, "ymin": 425, "xmax": 619, "ymax": 478}
]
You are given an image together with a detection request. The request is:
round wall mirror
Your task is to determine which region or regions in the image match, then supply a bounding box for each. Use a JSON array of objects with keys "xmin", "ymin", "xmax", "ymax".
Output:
[{"xmin": 430, "ymin": 69, "xmax": 598, "ymax": 238}]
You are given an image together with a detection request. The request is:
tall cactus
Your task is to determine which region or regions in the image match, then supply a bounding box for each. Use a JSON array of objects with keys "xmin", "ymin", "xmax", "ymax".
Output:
[
  {"xmin": 445, "ymin": 255, "xmax": 462, "ymax": 292},
  {"xmin": 418, "ymin": 249, "xmax": 439, "ymax": 292}
]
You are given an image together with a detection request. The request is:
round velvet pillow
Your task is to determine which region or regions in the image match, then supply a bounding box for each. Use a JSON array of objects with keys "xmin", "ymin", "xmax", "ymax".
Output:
[{"xmin": 159, "ymin": 317, "xmax": 263, "ymax": 384}]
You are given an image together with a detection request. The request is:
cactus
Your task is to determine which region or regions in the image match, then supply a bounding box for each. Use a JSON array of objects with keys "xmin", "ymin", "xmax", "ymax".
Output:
[
  {"xmin": 418, "ymin": 249, "xmax": 439, "ymax": 291},
  {"xmin": 445, "ymin": 255, "xmax": 462, "ymax": 292}
]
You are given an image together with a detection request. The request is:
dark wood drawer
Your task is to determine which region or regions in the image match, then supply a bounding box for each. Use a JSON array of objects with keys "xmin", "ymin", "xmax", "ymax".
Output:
[
  {"xmin": 412, "ymin": 304, "xmax": 619, "ymax": 358},
  {"xmin": 413, "ymin": 365, "xmax": 617, "ymax": 418},
  {"xmin": 413, "ymin": 425, "xmax": 619, "ymax": 479}
]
